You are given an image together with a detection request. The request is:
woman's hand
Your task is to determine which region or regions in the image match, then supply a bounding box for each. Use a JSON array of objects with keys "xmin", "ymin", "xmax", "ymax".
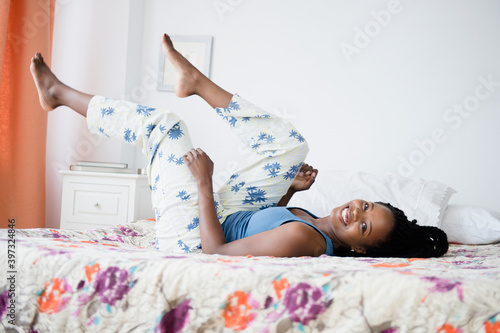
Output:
[
  {"xmin": 290, "ymin": 163, "xmax": 318, "ymax": 192},
  {"xmin": 183, "ymin": 148, "xmax": 214, "ymax": 184}
]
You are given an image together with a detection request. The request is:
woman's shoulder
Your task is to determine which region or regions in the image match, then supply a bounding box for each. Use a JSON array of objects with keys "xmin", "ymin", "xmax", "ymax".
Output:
[{"xmin": 277, "ymin": 222, "xmax": 327, "ymax": 255}]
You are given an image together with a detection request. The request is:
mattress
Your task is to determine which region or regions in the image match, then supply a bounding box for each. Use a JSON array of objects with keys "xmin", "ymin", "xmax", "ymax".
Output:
[{"xmin": 1, "ymin": 220, "xmax": 499, "ymax": 332}]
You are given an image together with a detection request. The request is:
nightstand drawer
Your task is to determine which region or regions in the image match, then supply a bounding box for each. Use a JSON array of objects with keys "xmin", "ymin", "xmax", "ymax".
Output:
[
  {"xmin": 68, "ymin": 183, "xmax": 129, "ymax": 226},
  {"xmin": 60, "ymin": 170, "xmax": 153, "ymax": 230}
]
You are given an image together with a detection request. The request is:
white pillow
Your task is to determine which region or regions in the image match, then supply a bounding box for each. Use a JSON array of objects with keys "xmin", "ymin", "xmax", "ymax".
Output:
[
  {"xmin": 440, "ymin": 205, "xmax": 500, "ymax": 244},
  {"xmin": 288, "ymin": 171, "xmax": 455, "ymax": 227}
]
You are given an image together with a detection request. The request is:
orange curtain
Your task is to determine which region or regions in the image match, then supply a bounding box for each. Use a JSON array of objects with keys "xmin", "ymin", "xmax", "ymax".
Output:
[{"xmin": 0, "ymin": 0, "xmax": 55, "ymax": 228}]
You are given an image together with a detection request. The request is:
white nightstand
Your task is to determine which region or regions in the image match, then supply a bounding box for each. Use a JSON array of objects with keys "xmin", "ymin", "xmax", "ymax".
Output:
[{"xmin": 59, "ymin": 170, "xmax": 153, "ymax": 230}]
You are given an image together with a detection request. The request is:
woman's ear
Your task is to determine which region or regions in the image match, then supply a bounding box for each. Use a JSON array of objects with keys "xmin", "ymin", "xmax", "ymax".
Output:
[{"xmin": 352, "ymin": 246, "xmax": 366, "ymax": 254}]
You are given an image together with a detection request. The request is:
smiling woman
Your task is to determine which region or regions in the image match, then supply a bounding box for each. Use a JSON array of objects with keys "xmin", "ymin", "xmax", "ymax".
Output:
[
  {"xmin": 29, "ymin": 33, "xmax": 448, "ymax": 258},
  {"xmin": 335, "ymin": 201, "xmax": 449, "ymax": 258},
  {"xmin": 331, "ymin": 200, "xmax": 395, "ymax": 254}
]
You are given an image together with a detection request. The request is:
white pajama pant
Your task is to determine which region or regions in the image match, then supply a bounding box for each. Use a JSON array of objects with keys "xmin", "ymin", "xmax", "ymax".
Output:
[{"xmin": 87, "ymin": 95, "xmax": 309, "ymax": 253}]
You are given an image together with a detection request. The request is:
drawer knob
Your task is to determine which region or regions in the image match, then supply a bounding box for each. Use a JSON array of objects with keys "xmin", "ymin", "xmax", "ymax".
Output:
[{"xmin": 94, "ymin": 203, "xmax": 100, "ymax": 208}]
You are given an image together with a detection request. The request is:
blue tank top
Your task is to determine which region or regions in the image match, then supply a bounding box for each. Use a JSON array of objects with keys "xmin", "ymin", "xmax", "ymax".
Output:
[{"xmin": 222, "ymin": 207, "xmax": 334, "ymax": 256}]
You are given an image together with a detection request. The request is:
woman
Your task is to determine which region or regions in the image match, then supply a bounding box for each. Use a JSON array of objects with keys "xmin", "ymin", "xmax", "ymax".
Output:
[{"xmin": 30, "ymin": 34, "xmax": 448, "ymax": 258}]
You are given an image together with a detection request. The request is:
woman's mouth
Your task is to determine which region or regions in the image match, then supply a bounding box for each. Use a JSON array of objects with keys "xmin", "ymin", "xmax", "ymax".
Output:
[{"xmin": 339, "ymin": 207, "xmax": 349, "ymax": 226}]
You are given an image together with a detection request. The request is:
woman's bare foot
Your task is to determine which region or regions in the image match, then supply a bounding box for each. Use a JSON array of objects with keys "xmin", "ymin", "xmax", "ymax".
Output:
[
  {"xmin": 30, "ymin": 53, "xmax": 65, "ymax": 111},
  {"xmin": 161, "ymin": 33, "xmax": 232, "ymax": 108},
  {"xmin": 161, "ymin": 33, "xmax": 205, "ymax": 98}
]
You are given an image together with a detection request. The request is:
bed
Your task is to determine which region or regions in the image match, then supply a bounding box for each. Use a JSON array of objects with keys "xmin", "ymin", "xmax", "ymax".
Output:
[
  {"xmin": 2, "ymin": 171, "xmax": 500, "ymax": 332},
  {"xmin": 0, "ymin": 219, "xmax": 499, "ymax": 332}
]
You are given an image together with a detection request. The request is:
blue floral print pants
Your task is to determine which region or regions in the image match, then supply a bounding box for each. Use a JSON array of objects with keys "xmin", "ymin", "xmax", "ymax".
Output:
[{"xmin": 87, "ymin": 95, "xmax": 309, "ymax": 253}]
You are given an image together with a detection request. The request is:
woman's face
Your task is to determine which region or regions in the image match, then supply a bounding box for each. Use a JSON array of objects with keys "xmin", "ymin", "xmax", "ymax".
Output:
[{"xmin": 328, "ymin": 199, "xmax": 394, "ymax": 254}]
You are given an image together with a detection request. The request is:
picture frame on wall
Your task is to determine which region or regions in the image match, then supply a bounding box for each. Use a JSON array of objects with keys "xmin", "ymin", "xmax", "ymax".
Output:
[{"xmin": 157, "ymin": 35, "xmax": 213, "ymax": 91}]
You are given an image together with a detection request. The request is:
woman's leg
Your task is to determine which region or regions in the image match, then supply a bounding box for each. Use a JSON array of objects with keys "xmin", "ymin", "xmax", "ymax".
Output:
[
  {"xmin": 162, "ymin": 34, "xmax": 309, "ymax": 217},
  {"xmin": 30, "ymin": 48, "xmax": 222, "ymax": 254}
]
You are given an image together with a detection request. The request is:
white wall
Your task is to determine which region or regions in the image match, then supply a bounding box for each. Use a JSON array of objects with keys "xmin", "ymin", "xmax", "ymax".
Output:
[
  {"xmin": 137, "ymin": 0, "xmax": 500, "ymax": 210},
  {"xmin": 47, "ymin": 0, "xmax": 500, "ymax": 226},
  {"xmin": 46, "ymin": 0, "xmax": 136, "ymax": 227}
]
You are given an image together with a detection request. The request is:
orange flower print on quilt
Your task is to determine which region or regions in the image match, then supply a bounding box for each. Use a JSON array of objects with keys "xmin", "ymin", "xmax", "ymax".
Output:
[
  {"xmin": 222, "ymin": 291, "xmax": 256, "ymax": 330},
  {"xmin": 38, "ymin": 278, "xmax": 71, "ymax": 314}
]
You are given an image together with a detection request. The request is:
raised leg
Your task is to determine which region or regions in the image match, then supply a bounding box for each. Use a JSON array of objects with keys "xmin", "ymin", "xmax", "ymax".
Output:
[{"xmin": 161, "ymin": 34, "xmax": 310, "ymax": 217}]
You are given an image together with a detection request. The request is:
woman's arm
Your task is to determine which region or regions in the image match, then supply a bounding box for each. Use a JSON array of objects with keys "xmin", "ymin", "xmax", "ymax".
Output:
[
  {"xmin": 277, "ymin": 163, "xmax": 318, "ymax": 207},
  {"xmin": 183, "ymin": 148, "xmax": 226, "ymax": 253}
]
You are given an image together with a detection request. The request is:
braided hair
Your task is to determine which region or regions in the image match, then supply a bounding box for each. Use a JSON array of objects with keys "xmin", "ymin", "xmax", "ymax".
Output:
[{"xmin": 336, "ymin": 202, "xmax": 449, "ymax": 258}]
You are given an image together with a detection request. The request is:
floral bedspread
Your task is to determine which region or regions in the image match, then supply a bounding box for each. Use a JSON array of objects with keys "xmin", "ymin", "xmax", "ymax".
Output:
[{"xmin": 1, "ymin": 220, "xmax": 499, "ymax": 333}]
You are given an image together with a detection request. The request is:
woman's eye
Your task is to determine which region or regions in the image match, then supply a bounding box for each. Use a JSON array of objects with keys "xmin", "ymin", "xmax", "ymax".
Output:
[
  {"xmin": 362, "ymin": 222, "xmax": 367, "ymax": 233},
  {"xmin": 364, "ymin": 202, "xmax": 369, "ymax": 210}
]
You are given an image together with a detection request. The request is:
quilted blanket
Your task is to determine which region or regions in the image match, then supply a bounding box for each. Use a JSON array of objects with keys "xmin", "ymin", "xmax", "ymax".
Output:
[{"xmin": 1, "ymin": 220, "xmax": 499, "ymax": 332}]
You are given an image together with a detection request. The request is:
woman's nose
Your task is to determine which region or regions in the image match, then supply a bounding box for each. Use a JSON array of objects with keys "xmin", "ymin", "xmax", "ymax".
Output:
[{"xmin": 353, "ymin": 207, "xmax": 364, "ymax": 222}]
